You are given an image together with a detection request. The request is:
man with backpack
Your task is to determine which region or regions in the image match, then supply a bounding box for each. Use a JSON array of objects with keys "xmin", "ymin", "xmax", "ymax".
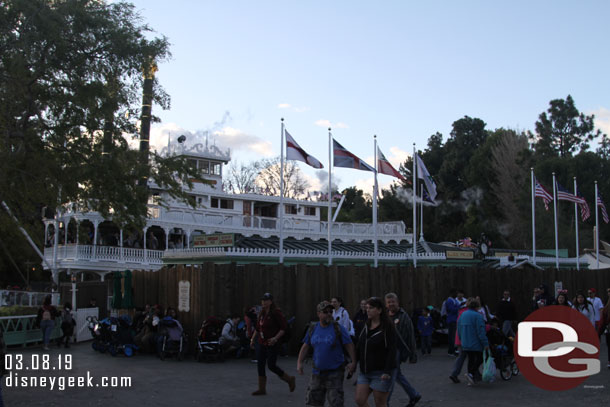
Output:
[{"xmin": 297, "ymin": 301, "xmax": 356, "ymax": 407}]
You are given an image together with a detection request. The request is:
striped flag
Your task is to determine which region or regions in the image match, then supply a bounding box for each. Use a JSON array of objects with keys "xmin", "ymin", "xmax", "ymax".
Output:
[
  {"xmin": 534, "ymin": 178, "xmax": 553, "ymax": 210},
  {"xmin": 576, "ymin": 187, "xmax": 590, "ymax": 221},
  {"xmin": 377, "ymin": 146, "xmax": 406, "ymax": 180},
  {"xmin": 285, "ymin": 130, "xmax": 323, "ymax": 169},
  {"xmin": 333, "ymin": 139, "xmax": 375, "ymax": 172},
  {"xmin": 598, "ymin": 194, "xmax": 609, "ymax": 224},
  {"xmin": 556, "ymin": 182, "xmax": 586, "ymax": 204}
]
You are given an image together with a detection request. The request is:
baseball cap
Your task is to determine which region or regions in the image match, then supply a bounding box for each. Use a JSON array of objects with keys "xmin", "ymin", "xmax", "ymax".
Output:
[
  {"xmin": 588, "ymin": 288, "xmax": 596, "ymax": 293},
  {"xmin": 261, "ymin": 292, "xmax": 273, "ymax": 301},
  {"xmin": 317, "ymin": 301, "xmax": 333, "ymax": 312}
]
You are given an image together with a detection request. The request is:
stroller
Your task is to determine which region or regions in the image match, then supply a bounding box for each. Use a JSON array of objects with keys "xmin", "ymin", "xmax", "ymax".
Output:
[
  {"xmin": 158, "ymin": 317, "xmax": 187, "ymax": 361},
  {"xmin": 487, "ymin": 322, "xmax": 518, "ymax": 381},
  {"xmin": 107, "ymin": 315, "xmax": 138, "ymax": 357},
  {"xmin": 89, "ymin": 317, "xmax": 114, "ymax": 354},
  {"xmin": 197, "ymin": 316, "xmax": 224, "ymax": 362}
]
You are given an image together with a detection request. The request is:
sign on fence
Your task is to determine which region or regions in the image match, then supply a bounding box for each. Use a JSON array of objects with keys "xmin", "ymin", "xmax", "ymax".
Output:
[{"xmin": 178, "ymin": 281, "xmax": 191, "ymax": 312}]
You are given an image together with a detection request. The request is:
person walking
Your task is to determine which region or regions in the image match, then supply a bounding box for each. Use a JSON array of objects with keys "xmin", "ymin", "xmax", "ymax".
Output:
[
  {"xmin": 588, "ymin": 288, "xmax": 604, "ymax": 332},
  {"xmin": 250, "ymin": 293, "xmax": 295, "ymax": 396},
  {"xmin": 355, "ymin": 297, "xmax": 397, "ymax": 407},
  {"xmin": 599, "ymin": 295, "xmax": 610, "ymax": 368},
  {"xmin": 331, "ymin": 297, "xmax": 354, "ymax": 336},
  {"xmin": 384, "ymin": 293, "xmax": 421, "ymax": 407},
  {"xmin": 496, "ymin": 290, "xmax": 516, "ymax": 338},
  {"xmin": 457, "ymin": 299, "xmax": 489, "ymax": 386},
  {"xmin": 417, "ymin": 308, "xmax": 433, "ymax": 356},
  {"xmin": 37, "ymin": 295, "xmax": 58, "ymax": 351},
  {"xmin": 59, "ymin": 302, "xmax": 76, "ymax": 348},
  {"xmin": 297, "ymin": 301, "xmax": 356, "ymax": 407},
  {"xmin": 352, "ymin": 299, "xmax": 368, "ymax": 342},
  {"xmin": 443, "ymin": 289, "xmax": 460, "ymax": 356},
  {"xmin": 573, "ymin": 292, "xmax": 596, "ymax": 326}
]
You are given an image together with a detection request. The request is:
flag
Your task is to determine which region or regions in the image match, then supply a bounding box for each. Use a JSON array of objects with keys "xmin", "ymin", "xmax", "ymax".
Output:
[
  {"xmin": 333, "ymin": 139, "xmax": 375, "ymax": 172},
  {"xmin": 285, "ymin": 130, "xmax": 323, "ymax": 169},
  {"xmin": 534, "ymin": 178, "xmax": 553, "ymax": 210},
  {"xmin": 598, "ymin": 194, "xmax": 609, "ymax": 224},
  {"xmin": 422, "ymin": 188, "xmax": 435, "ymax": 204},
  {"xmin": 556, "ymin": 182, "xmax": 586, "ymax": 204},
  {"xmin": 377, "ymin": 147, "xmax": 406, "ymax": 180},
  {"xmin": 415, "ymin": 154, "xmax": 437, "ymax": 201},
  {"xmin": 576, "ymin": 187, "xmax": 590, "ymax": 221}
]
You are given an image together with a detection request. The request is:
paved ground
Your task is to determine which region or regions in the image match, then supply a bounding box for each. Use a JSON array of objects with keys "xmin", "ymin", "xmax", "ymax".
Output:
[{"xmin": 3, "ymin": 341, "xmax": 609, "ymax": 407}]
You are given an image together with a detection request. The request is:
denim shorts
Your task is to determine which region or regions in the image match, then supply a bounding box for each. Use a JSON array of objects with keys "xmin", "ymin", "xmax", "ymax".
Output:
[{"xmin": 357, "ymin": 370, "xmax": 392, "ymax": 392}]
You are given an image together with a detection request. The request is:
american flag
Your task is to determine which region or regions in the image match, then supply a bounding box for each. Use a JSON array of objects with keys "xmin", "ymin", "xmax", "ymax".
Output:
[
  {"xmin": 534, "ymin": 178, "xmax": 553, "ymax": 210},
  {"xmin": 598, "ymin": 194, "xmax": 609, "ymax": 224},
  {"xmin": 576, "ymin": 187, "xmax": 590, "ymax": 221},
  {"xmin": 556, "ymin": 182, "xmax": 586, "ymax": 204}
]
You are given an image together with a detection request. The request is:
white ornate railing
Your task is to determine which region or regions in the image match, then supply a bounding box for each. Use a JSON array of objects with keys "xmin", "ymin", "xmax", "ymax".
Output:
[
  {"xmin": 164, "ymin": 247, "xmax": 447, "ymax": 261},
  {"xmin": 0, "ymin": 290, "xmax": 50, "ymax": 307},
  {"xmin": 44, "ymin": 245, "xmax": 164, "ymax": 268},
  {"xmin": 153, "ymin": 207, "xmax": 406, "ymax": 242}
]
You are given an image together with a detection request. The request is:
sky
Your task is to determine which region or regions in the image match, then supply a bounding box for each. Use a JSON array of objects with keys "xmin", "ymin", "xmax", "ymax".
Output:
[{"xmin": 125, "ymin": 0, "xmax": 610, "ymax": 194}]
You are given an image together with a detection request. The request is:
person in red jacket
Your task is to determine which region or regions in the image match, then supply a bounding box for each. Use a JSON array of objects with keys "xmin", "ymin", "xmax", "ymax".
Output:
[{"xmin": 250, "ymin": 293, "xmax": 295, "ymax": 396}]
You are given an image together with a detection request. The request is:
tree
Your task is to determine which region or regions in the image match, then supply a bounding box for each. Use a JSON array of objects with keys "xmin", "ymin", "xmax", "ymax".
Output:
[
  {"xmin": 254, "ymin": 157, "xmax": 309, "ymax": 198},
  {"xmin": 0, "ymin": 0, "xmax": 198, "ymax": 230},
  {"xmin": 225, "ymin": 160, "xmax": 261, "ymax": 194},
  {"xmin": 531, "ymin": 95, "xmax": 601, "ymax": 158}
]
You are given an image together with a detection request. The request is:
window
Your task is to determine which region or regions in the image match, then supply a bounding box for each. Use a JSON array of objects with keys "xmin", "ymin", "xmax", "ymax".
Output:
[
  {"xmin": 211, "ymin": 198, "xmax": 234, "ymax": 210},
  {"xmin": 199, "ymin": 160, "xmax": 209, "ymax": 175},
  {"xmin": 211, "ymin": 162, "xmax": 222, "ymax": 175},
  {"xmin": 304, "ymin": 206, "xmax": 316, "ymax": 216},
  {"xmin": 285, "ymin": 204, "xmax": 297, "ymax": 215}
]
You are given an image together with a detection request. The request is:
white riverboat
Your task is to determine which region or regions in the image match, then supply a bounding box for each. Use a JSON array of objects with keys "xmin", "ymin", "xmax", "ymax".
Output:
[{"xmin": 42, "ymin": 140, "xmax": 409, "ymax": 281}]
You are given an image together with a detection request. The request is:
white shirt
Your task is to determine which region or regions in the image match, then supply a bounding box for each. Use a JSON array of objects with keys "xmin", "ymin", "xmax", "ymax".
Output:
[
  {"xmin": 574, "ymin": 304, "xmax": 596, "ymax": 326},
  {"xmin": 332, "ymin": 307, "xmax": 354, "ymax": 335},
  {"xmin": 589, "ymin": 296, "xmax": 604, "ymax": 322}
]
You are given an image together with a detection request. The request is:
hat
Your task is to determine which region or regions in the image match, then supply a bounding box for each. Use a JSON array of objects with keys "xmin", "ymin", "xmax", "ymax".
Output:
[
  {"xmin": 261, "ymin": 292, "xmax": 273, "ymax": 301},
  {"xmin": 317, "ymin": 301, "xmax": 333, "ymax": 312},
  {"xmin": 588, "ymin": 288, "xmax": 596, "ymax": 293}
]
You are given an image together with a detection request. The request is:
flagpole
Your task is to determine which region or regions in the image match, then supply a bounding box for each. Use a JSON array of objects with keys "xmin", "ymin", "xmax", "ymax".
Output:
[
  {"xmin": 552, "ymin": 172, "xmax": 559, "ymax": 269},
  {"xmin": 595, "ymin": 181, "xmax": 599, "ymax": 269},
  {"xmin": 531, "ymin": 168, "xmax": 536, "ymax": 266},
  {"xmin": 573, "ymin": 177, "xmax": 579, "ymax": 271},
  {"xmin": 373, "ymin": 135, "xmax": 378, "ymax": 268},
  {"xmin": 328, "ymin": 128, "xmax": 332, "ymax": 266},
  {"xmin": 419, "ymin": 187, "xmax": 424, "ymax": 242},
  {"xmin": 412, "ymin": 144, "xmax": 417, "ymax": 268},
  {"xmin": 279, "ymin": 118, "xmax": 285, "ymax": 264}
]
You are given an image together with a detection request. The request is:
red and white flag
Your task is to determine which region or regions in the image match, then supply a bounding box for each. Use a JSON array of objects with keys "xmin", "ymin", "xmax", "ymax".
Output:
[
  {"xmin": 285, "ymin": 130, "xmax": 323, "ymax": 169},
  {"xmin": 598, "ymin": 195, "xmax": 609, "ymax": 224},
  {"xmin": 377, "ymin": 147, "xmax": 406, "ymax": 180},
  {"xmin": 534, "ymin": 178, "xmax": 553, "ymax": 210}
]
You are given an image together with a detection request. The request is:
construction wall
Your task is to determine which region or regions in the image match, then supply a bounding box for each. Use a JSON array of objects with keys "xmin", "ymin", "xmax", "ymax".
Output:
[{"xmin": 130, "ymin": 263, "xmax": 610, "ymax": 352}]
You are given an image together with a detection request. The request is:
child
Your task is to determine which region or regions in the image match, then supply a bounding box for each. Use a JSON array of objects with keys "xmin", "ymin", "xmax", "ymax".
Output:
[{"xmin": 418, "ymin": 307, "xmax": 434, "ymax": 355}]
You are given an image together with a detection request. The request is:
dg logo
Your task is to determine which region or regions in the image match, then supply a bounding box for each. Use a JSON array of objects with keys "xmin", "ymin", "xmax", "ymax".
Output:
[{"xmin": 514, "ymin": 305, "xmax": 600, "ymax": 391}]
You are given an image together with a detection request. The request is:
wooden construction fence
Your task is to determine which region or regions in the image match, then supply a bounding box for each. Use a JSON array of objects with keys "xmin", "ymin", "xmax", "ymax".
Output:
[{"xmin": 130, "ymin": 263, "xmax": 610, "ymax": 352}]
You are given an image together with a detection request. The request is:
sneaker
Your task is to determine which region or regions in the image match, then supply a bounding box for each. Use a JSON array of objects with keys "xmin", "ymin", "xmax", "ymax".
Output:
[
  {"xmin": 449, "ymin": 375, "xmax": 460, "ymax": 384},
  {"xmin": 406, "ymin": 395, "xmax": 422, "ymax": 407},
  {"xmin": 43, "ymin": 346, "xmax": 49, "ymax": 351},
  {"xmin": 465, "ymin": 373, "xmax": 475, "ymax": 386}
]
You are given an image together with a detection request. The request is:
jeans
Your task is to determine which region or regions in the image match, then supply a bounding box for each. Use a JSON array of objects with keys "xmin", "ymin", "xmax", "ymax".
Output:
[
  {"xmin": 420, "ymin": 335, "xmax": 432, "ymax": 354},
  {"xmin": 450, "ymin": 347, "xmax": 467, "ymax": 377},
  {"xmin": 447, "ymin": 321, "xmax": 456, "ymax": 354},
  {"xmin": 256, "ymin": 343, "xmax": 284, "ymax": 378},
  {"xmin": 388, "ymin": 352, "xmax": 419, "ymax": 405},
  {"xmin": 0, "ymin": 380, "xmax": 4, "ymax": 407},
  {"xmin": 465, "ymin": 351, "xmax": 483, "ymax": 380},
  {"xmin": 40, "ymin": 320, "xmax": 55, "ymax": 346}
]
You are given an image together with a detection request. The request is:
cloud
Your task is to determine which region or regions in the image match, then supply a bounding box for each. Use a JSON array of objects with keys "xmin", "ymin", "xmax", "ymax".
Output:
[
  {"xmin": 213, "ymin": 127, "xmax": 274, "ymax": 157},
  {"xmin": 277, "ymin": 103, "xmax": 310, "ymax": 113},
  {"xmin": 591, "ymin": 107, "xmax": 610, "ymax": 135},
  {"xmin": 315, "ymin": 119, "xmax": 349, "ymax": 129},
  {"xmin": 388, "ymin": 146, "xmax": 410, "ymax": 167},
  {"xmin": 133, "ymin": 122, "xmax": 273, "ymax": 158}
]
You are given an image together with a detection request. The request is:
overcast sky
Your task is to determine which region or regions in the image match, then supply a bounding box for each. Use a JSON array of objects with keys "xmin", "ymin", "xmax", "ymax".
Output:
[{"xmin": 126, "ymin": 0, "xmax": 610, "ymax": 194}]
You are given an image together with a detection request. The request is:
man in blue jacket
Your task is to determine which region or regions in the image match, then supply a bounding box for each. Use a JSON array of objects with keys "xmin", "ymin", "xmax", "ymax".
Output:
[
  {"xmin": 457, "ymin": 299, "xmax": 489, "ymax": 385},
  {"xmin": 444, "ymin": 289, "xmax": 461, "ymax": 356}
]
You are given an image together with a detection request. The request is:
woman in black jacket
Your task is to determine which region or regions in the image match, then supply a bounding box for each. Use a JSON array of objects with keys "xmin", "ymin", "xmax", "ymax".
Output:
[{"xmin": 355, "ymin": 297, "xmax": 397, "ymax": 407}]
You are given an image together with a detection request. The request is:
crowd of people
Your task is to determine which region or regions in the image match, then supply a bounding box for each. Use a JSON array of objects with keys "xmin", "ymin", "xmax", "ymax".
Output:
[{"xmin": 24, "ymin": 284, "xmax": 610, "ymax": 407}]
